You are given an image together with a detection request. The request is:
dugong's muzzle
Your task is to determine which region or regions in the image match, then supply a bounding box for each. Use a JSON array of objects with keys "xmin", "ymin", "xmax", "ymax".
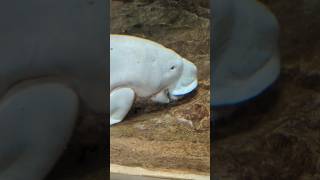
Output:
[{"xmin": 168, "ymin": 58, "xmax": 198, "ymax": 99}]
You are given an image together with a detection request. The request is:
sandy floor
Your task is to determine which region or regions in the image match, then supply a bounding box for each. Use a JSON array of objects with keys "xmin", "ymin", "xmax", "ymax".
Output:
[
  {"xmin": 46, "ymin": 0, "xmax": 210, "ymax": 179},
  {"xmin": 110, "ymin": 0, "xmax": 210, "ymax": 176},
  {"xmin": 44, "ymin": 0, "xmax": 320, "ymax": 179}
]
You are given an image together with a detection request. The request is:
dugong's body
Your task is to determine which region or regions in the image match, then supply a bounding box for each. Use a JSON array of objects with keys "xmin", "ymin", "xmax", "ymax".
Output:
[
  {"xmin": 110, "ymin": 35, "xmax": 198, "ymax": 125},
  {"xmin": 0, "ymin": 1, "xmax": 106, "ymax": 180},
  {"xmin": 211, "ymin": 0, "xmax": 280, "ymax": 106}
]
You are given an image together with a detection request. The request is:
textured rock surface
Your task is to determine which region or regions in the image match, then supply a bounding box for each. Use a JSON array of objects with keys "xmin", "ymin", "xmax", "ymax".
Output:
[{"xmin": 213, "ymin": 0, "xmax": 320, "ymax": 179}]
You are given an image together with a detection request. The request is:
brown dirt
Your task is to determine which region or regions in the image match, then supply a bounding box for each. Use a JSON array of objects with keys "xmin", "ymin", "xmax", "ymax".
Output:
[
  {"xmin": 45, "ymin": 0, "xmax": 210, "ymax": 179},
  {"xmin": 43, "ymin": 0, "xmax": 320, "ymax": 179},
  {"xmin": 213, "ymin": 1, "xmax": 320, "ymax": 179},
  {"xmin": 110, "ymin": 0, "xmax": 210, "ymax": 175}
]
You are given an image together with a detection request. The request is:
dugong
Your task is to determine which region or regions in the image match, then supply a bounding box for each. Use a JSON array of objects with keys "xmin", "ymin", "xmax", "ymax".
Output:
[
  {"xmin": 110, "ymin": 35, "xmax": 198, "ymax": 125},
  {"xmin": 0, "ymin": 0, "xmax": 106, "ymax": 180},
  {"xmin": 211, "ymin": 0, "xmax": 280, "ymax": 106}
]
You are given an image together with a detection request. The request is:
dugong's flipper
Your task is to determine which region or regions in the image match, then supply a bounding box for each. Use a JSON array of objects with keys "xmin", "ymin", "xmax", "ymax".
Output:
[
  {"xmin": 110, "ymin": 88, "xmax": 135, "ymax": 125},
  {"xmin": 151, "ymin": 90, "xmax": 170, "ymax": 104},
  {"xmin": 0, "ymin": 82, "xmax": 79, "ymax": 180}
]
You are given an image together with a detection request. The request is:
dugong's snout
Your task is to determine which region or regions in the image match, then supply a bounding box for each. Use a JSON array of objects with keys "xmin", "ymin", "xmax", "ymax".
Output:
[{"xmin": 168, "ymin": 58, "xmax": 198, "ymax": 99}]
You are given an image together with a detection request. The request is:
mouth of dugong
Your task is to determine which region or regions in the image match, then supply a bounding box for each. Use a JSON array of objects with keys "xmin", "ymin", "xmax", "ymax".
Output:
[{"xmin": 168, "ymin": 58, "xmax": 198, "ymax": 98}]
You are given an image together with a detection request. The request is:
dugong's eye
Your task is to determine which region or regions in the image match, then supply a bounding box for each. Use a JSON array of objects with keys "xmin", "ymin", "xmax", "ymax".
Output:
[{"xmin": 170, "ymin": 65, "xmax": 176, "ymax": 70}]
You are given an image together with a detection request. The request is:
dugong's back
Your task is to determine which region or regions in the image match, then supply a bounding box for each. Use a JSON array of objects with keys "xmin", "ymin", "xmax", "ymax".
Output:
[
  {"xmin": 0, "ymin": 0, "xmax": 107, "ymax": 112},
  {"xmin": 110, "ymin": 35, "xmax": 164, "ymax": 92}
]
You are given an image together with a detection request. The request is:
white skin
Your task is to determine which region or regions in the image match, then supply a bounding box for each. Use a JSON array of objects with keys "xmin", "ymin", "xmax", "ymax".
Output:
[{"xmin": 110, "ymin": 35, "xmax": 198, "ymax": 125}]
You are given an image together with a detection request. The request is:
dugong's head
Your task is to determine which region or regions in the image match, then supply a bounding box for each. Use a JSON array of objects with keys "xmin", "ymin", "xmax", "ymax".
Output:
[
  {"xmin": 154, "ymin": 47, "xmax": 198, "ymax": 101},
  {"xmin": 167, "ymin": 58, "xmax": 198, "ymax": 100}
]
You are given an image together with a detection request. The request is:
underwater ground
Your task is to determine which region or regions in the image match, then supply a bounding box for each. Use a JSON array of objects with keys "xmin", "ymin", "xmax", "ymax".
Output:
[
  {"xmin": 213, "ymin": 0, "xmax": 320, "ymax": 179},
  {"xmin": 110, "ymin": 0, "xmax": 211, "ymax": 176},
  {"xmin": 45, "ymin": 0, "xmax": 320, "ymax": 179},
  {"xmin": 46, "ymin": 0, "xmax": 210, "ymax": 179}
]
